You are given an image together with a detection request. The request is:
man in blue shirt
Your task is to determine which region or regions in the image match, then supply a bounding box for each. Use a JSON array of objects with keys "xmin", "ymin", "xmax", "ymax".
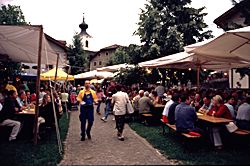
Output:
[{"xmin": 175, "ymin": 94, "xmax": 203, "ymax": 135}]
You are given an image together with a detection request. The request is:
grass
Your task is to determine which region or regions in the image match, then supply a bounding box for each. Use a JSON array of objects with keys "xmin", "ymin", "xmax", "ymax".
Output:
[
  {"xmin": 129, "ymin": 122, "xmax": 250, "ymax": 165},
  {"xmin": 0, "ymin": 113, "xmax": 70, "ymax": 166}
]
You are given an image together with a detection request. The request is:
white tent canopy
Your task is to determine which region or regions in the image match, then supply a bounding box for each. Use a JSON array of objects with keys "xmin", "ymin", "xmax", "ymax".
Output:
[
  {"xmin": 0, "ymin": 25, "xmax": 64, "ymax": 149},
  {"xmin": 139, "ymin": 51, "xmax": 249, "ymax": 70},
  {"xmin": 96, "ymin": 63, "xmax": 134, "ymax": 72},
  {"xmin": 74, "ymin": 70, "xmax": 114, "ymax": 79},
  {"xmin": 188, "ymin": 26, "xmax": 250, "ymax": 63},
  {"xmin": 0, "ymin": 25, "xmax": 65, "ymax": 65}
]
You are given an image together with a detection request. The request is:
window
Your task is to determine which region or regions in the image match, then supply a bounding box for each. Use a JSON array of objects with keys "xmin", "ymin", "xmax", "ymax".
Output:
[
  {"xmin": 99, "ymin": 61, "xmax": 102, "ymax": 65},
  {"xmin": 93, "ymin": 62, "xmax": 97, "ymax": 66},
  {"xmin": 85, "ymin": 40, "xmax": 89, "ymax": 48},
  {"xmin": 106, "ymin": 52, "xmax": 108, "ymax": 56}
]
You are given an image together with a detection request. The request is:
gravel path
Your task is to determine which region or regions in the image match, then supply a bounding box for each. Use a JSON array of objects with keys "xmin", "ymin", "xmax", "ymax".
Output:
[{"xmin": 59, "ymin": 104, "xmax": 179, "ymax": 165}]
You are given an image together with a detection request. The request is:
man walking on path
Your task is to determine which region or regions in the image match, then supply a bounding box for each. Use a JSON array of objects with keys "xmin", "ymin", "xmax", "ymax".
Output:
[
  {"xmin": 77, "ymin": 80, "xmax": 98, "ymax": 141},
  {"xmin": 112, "ymin": 84, "xmax": 129, "ymax": 141}
]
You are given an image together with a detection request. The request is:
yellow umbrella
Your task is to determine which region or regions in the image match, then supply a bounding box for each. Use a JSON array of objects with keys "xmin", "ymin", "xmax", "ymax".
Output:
[
  {"xmin": 90, "ymin": 79, "xmax": 98, "ymax": 84},
  {"xmin": 5, "ymin": 84, "xmax": 17, "ymax": 92},
  {"xmin": 40, "ymin": 68, "xmax": 74, "ymax": 81}
]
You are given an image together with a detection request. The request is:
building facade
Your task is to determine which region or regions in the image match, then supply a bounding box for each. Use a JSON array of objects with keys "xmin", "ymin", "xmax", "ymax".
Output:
[
  {"xmin": 214, "ymin": 0, "xmax": 249, "ymax": 30},
  {"xmin": 89, "ymin": 44, "xmax": 120, "ymax": 71},
  {"xmin": 214, "ymin": 0, "xmax": 250, "ymax": 88}
]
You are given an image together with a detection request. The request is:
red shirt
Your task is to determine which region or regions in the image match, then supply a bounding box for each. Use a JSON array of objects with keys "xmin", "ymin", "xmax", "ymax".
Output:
[{"xmin": 208, "ymin": 104, "xmax": 233, "ymax": 120}]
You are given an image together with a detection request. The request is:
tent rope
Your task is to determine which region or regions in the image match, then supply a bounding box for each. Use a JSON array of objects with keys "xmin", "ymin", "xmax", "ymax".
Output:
[{"xmin": 44, "ymin": 38, "xmax": 63, "ymax": 155}]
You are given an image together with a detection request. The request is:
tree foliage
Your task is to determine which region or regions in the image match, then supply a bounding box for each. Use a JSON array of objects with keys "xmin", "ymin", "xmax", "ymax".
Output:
[
  {"xmin": 114, "ymin": 66, "xmax": 148, "ymax": 86},
  {"xmin": 107, "ymin": 47, "xmax": 131, "ymax": 66},
  {"xmin": 136, "ymin": 0, "xmax": 212, "ymax": 60},
  {"xmin": 67, "ymin": 33, "xmax": 88, "ymax": 75},
  {"xmin": 135, "ymin": 0, "xmax": 213, "ymax": 85},
  {"xmin": 0, "ymin": 4, "xmax": 28, "ymax": 25},
  {"xmin": 107, "ymin": 44, "xmax": 143, "ymax": 65}
]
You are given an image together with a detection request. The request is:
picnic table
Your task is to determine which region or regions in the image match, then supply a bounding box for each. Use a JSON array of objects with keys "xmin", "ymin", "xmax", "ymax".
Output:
[
  {"xmin": 154, "ymin": 104, "xmax": 165, "ymax": 108},
  {"xmin": 197, "ymin": 112, "xmax": 233, "ymax": 124},
  {"xmin": 15, "ymin": 108, "xmax": 36, "ymax": 139},
  {"xmin": 16, "ymin": 108, "xmax": 36, "ymax": 115}
]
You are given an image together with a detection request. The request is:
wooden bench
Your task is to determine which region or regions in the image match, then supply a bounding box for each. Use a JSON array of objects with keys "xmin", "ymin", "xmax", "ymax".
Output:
[
  {"xmin": 142, "ymin": 113, "xmax": 153, "ymax": 117},
  {"xmin": 233, "ymin": 128, "xmax": 250, "ymax": 135},
  {"xmin": 141, "ymin": 113, "xmax": 154, "ymax": 125},
  {"xmin": 161, "ymin": 119, "xmax": 201, "ymax": 138}
]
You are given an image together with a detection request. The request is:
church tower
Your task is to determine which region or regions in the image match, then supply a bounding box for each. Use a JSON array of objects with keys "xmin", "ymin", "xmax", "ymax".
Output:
[{"xmin": 79, "ymin": 13, "xmax": 93, "ymax": 51}]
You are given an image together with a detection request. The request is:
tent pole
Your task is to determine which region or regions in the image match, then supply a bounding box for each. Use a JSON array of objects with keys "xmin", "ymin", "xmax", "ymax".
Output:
[
  {"xmin": 231, "ymin": 68, "xmax": 234, "ymax": 89},
  {"xmin": 197, "ymin": 66, "xmax": 200, "ymax": 90},
  {"xmin": 54, "ymin": 53, "xmax": 59, "ymax": 89},
  {"xmin": 51, "ymin": 53, "xmax": 63, "ymax": 154},
  {"xmin": 50, "ymin": 87, "xmax": 63, "ymax": 155},
  {"xmin": 64, "ymin": 65, "xmax": 70, "ymax": 119},
  {"xmin": 33, "ymin": 25, "xmax": 43, "ymax": 145}
]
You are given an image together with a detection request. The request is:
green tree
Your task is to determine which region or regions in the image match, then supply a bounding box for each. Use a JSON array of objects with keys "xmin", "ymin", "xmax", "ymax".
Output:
[
  {"xmin": 107, "ymin": 47, "xmax": 131, "ymax": 65},
  {"xmin": 136, "ymin": 0, "xmax": 212, "ymax": 85},
  {"xmin": 125, "ymin": 44, "xmax": 143, "ymax": 64},
  {"xmin": 146, "ymin": 68, "xmax": 161, "ymax": 84},
  {"xmin": 107, "ymin": 44, "xmax": 143, "ymax": 65},
  {"xmin": 0, "ymin": 4, "xmax": 28, "ymax": 25},
  {"xmin": 67, "ymin": 33, "xmax": 88, "ymax": 75},
  {"xmin": 114, "ymin": 66, "xmax": 148, "ymax": 86}
]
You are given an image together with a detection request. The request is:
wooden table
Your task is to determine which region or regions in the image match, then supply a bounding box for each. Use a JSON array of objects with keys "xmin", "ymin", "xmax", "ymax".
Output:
[
  {"xmin": 16, "ymin": 108, "xmax": 35, "ymax": 115},
  {"xmin": 15, "ymin": 108, "xmax": 36, "ymax": 139},
  {"xmin": 197, "ymin": 113, "xmax": 233, "ymax": 124},
  {"xmin": 154, "ymin": 104, "xmax": 165, "ymax": 108},
  {"xmin": 150, "ymin": 104, "xmax": 165, "ymax": 125}
]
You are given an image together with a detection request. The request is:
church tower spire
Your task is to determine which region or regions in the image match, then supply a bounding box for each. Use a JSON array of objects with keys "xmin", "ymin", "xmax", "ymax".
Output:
[{"xmin": 79, "ymin": 13, "xmax": 92, "ymax": 38}]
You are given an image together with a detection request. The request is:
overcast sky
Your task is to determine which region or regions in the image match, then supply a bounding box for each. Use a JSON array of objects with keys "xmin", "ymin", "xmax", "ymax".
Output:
[{"xmin": 1, "ymin": 0, "xmax": 233, "ymax": 51}]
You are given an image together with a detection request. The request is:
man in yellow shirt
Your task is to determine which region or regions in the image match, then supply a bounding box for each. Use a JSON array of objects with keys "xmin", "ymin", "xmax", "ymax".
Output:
[{"xmin": 77, "ymin": 80, "xmax": 98, "ymax": 141}]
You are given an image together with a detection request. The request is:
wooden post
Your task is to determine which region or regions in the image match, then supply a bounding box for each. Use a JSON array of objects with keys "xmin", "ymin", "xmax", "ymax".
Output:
[
  {"xmin": 231, "ymin": 68, "xmax": 234, "ymax": 89},
  {"xmin": 54, "ymin": 53, "xmax": 59, "ymax": 89},
  {"xmin": 64, "ymin": 65, "xmax": 70, "ymax": 119},
  {"xmin": 197, "ymin": 66, "xmax": 200, "ymax": 90},
  {"xmin": 33, "ymin": 25, "xmax": 43, "ymax": 145}
]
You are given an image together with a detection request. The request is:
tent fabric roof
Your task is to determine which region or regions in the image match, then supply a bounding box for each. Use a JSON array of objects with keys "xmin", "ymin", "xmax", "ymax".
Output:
[
  {"xmin": 74, "ymin": 70, "xmax": 114, "ymax": 79},
  {"xmin": 139, "ymin": 51, "xmax": 249, "ymax": 71},
  {"xmin": 189, "ymin": 26, "xmax": 250, "ymax": 63},
  {"xmin": 40, "ymin": 68, "xmax": 74, "ymax": 81},
  {"xmin": 96, "ymin": 63, "xmax": 134, "ymax": 72},
  {"xmin": 0, "ymin": 25, "xmax": 65, "ymax": 65}
]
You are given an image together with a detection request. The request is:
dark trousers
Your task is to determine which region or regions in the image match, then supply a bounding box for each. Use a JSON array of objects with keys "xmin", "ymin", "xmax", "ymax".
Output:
[
  {"xmin": 79, "ymin": 105, "xmax": 94, "ymax": 137},
  {"xmin": 115, "ymin": 115, "xmax": 125, "ymax": 134}
]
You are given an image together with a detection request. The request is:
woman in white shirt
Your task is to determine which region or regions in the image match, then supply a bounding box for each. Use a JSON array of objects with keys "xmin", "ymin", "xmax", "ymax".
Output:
[{"xmin": 112, "ymin": 84, "xmax": 128, "ymax": 141}]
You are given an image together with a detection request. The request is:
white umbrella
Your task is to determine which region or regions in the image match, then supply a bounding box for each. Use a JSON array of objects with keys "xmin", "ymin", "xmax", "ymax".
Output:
[
  {"xmin": 96, "ymin": 63, "xmax": 134, "ymax": 72},
  {"xmin": 139, "ymin": 51, "xmax": 249, "ymax": 70},
  {"xmin": 188, "ymin": 26, "xmax": 250, "ymax": 63},
  {"xmin": 74, "ymin": 70, "xmax": 114, "ymax": 79},
  {"xmin": 139, "ymin": 51, "xmax": 249, "ymax": 88}
]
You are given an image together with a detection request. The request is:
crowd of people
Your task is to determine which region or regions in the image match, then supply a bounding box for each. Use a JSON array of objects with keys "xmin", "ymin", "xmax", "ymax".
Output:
[
  {"xmin": 0, "ymin": 81, "xmax": 64, "ymax": 141},
  {"xmin": 1, "ymin": 78, "xmax": 250, "ymax": 149},
  {"xmin": 160, "ymin": 87, "xmax": 250, "ymax": 149}
]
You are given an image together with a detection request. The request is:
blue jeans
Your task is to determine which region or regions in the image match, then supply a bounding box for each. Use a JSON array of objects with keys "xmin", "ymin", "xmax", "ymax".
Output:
[
  {"xmin": 79, "ymin": 105, "xmax": 94, "ymax": 137},
  {"xmin": 96, "ymin": 101, "xmax": 102, "ymax": 113},
  {"xmin": 104, "ymin": 102, "xmax": 111, "ymax": 119}
]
